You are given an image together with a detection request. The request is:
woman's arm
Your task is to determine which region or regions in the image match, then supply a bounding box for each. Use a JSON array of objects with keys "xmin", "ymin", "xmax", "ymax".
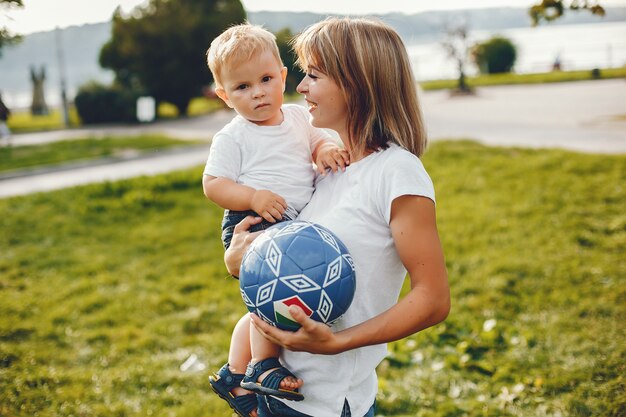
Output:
[{"xmin": 250, "ymin": 194, "xmax": 450, "ymax": 354}]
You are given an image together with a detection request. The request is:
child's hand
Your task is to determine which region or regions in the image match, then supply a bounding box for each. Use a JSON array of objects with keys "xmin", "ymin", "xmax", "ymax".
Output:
[
  {"xmin": 315, "ymin": 146, "xmax": 350, "ymax": 176},
  {"xmin": 251, "ymin": 190, "xmax": 287, "ymax": 223}
]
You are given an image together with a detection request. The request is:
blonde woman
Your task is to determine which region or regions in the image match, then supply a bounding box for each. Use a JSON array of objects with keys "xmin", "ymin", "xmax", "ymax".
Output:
[{"xmin": 226, "ymin": 17, "xmax": 450, "ymax": 417}]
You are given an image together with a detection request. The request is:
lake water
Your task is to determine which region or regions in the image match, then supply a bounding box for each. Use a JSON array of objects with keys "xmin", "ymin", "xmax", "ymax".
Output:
[{"xmin": 407, "ymin": 21, "xmax": 626, "ymax": 80}]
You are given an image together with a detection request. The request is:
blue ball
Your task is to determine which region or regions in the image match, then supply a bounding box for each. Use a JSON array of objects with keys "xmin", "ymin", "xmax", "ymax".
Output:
[{"xmin": 239, "ymin": 220, "xmax": 356, "ymax": 331}]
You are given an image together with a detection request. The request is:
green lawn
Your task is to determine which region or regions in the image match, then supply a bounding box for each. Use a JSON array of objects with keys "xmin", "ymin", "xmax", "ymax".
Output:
[
  {"xmin": 0, "ymin": 141, "xmax": 624, "ymax": 416},
  {"xmin": 6, "ymin": 98, "xmax": 226, "ymax": 133},
  {"xmin": 419, "ymin": 67, "xmax": 626, "ymax": 90},
  {"xmin": 5, "ymin": 107, "xmax": 82, "ymax": 132},
  {"xmin": 0, "ymin": 135, "xmax": 205, "ymax": 174}
]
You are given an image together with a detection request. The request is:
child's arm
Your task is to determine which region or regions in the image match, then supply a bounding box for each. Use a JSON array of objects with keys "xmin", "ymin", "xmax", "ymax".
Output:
[
  {"xmin": 312, "ymin": 141, "xmax": 350, "ymax": 176},
  {"xmin": 203, "ymin": 175, "xmax": 287, "ymax": 223}
]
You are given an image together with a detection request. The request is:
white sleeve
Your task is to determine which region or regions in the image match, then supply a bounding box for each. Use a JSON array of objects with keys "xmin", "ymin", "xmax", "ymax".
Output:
[
  {"xmin": 292, "ymin": 104, "xmax": 333, "ymax": 153},
  {"xmin": 308, "ymin": 122, "xmax": 334, "ymax": 153},
  {"xmin": 378, "ymin": 152, "xmax": 436, "ymax": 224},
  {"xmin": 203, "ymin": 132, "xmax": 241, "ymax": 180}
]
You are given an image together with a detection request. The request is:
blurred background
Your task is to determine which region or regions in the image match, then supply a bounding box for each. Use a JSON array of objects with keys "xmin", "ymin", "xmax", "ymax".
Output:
[{"xmin": 0, "ymin": 0, "xmax": 624, "ymax": 122}]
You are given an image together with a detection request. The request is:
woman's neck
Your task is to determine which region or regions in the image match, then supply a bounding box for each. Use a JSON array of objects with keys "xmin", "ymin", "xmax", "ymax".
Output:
[{"xmin": 342, "ymin": 137, "xmax": 374, "ymax": 163}]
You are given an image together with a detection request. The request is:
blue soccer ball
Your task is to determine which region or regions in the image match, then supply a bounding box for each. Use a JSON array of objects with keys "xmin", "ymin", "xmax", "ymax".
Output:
[{"xmin": 239, "ymin": 220, "xmax": 356, "ymax": 331}]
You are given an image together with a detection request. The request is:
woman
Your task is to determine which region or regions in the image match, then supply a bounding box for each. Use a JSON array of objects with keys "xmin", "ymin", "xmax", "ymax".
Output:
[{"xmin": 225, "ymin": 17, "xmax": 450, "ymax": 417}]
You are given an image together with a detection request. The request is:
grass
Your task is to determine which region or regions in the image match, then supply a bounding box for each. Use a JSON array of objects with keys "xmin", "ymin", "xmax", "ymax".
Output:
[
  {"xmin": 419, "ymin": 66, "xmax": 626, "ymax": 91},
  {"xmin": 6, "ymin": 107, "xmax": 82, "ymax": 133},
  {"xmin": 0, "ymin": 135, "xmax": 205, "ymax": 174},
  {"xmin": 379, "ymin": 141, "xmax": 625, "ymax": 416},
  {"xmin": 156, "ymin": 98, "xmax": 227, "ymax": 119},
  {"xmin": 6, "ymin": 97, "xmax": 226, "ymax": 133},
  {"xmin": 1, "ymin": 141, "xmax": 624, "ymax": 416}
]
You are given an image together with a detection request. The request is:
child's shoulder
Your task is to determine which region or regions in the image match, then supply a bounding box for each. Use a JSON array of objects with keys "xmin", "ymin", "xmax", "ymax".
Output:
[
  {"xmin": 282, "ymin": 104, "xmax": 316, "ymax": 130},
  {"xmin": 216, "ymin": 114, "xmax": 248, "ymax": 135},
  {"xmin": 282, "ymin": 103, "xmax": 308, "ymax": 119}
]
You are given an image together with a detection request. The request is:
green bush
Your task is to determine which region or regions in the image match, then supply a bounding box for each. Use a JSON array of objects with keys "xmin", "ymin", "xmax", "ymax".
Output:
[
  {"xmin": 472, "ymin": 36, "xmax": 517, "ymax": 74},
  {"xmin": 74, "ymin": 82, "xmax": 141, "ymax": 124}
]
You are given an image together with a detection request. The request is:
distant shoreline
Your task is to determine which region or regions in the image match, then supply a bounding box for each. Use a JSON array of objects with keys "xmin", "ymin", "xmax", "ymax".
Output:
[{"xmin": 1, "ymin": 7, "xmax": 625, "ymax": 108}]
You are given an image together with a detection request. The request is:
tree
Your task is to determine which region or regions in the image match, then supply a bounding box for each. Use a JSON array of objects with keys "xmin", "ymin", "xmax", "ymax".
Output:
[
  {"xmin": 275, "ymin": 28, "xmax": 300, "ymax": 94},
  {"xmin": 0, "ymin": 0, "xmax": 23, "ymax": 56},
  {"xmin": 99, "ymin": 0, "xmax": 246, "ymax": 116},
  {"xmin": 529, "ymin": 0, "xmax": 605, "ymax": 25},
  {"xmin": 441, "ymin": 24, "xmax": 473, "ymax": 94},
  {"xmin": 472, "ymin": 36, "xmax": 517, "ymax": 74}
]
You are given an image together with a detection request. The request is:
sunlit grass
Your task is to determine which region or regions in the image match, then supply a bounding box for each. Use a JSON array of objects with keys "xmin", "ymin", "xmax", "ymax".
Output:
[
  {"xmin": 1, "ymin": 141, "xmax": 624, "ymax": 416},
  {"xmin": 380, "ymin": 141, "xmax": 626, "ymax": 416},
  {"xmin": 157, "ymin": 97, "xmax": 227, "ymax": 119},
  {"xmin": 0, "ymin": 135, "xmax": 205, "ymax": 174},
  {"xmin": 420, "ymin": 66, "xmax": 626, "ymax": 90},
  {"xmin": 6, "ymin": 98, "xmax": 226, "ymax": 132},
  {"xmin": 7, "ymin": 107, "xmax": 82, "ymax": 132}
]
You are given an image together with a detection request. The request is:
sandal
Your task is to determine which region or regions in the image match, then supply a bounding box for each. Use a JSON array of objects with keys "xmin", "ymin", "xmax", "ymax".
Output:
[
  {"xmin": 209, "ymin": 363, "xmax": 258, "ymax": 417},
  {"xmin": 240, "ymin": 357, "xmax": 304, "ymax": 401}
]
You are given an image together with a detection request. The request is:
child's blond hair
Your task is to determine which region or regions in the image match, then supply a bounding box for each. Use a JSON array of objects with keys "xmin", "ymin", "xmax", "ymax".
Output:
[{"xmin": 207, "ymin": 23, "xmax": 283, "ymax": 88}]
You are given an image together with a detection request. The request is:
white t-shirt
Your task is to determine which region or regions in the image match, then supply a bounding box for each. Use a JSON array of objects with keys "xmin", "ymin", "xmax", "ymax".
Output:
[
  {"xmin": 282, "ymin": 143, "xmax": 436, "ymax": 417},
  {"xmin": 203, "ymin": 104, "xmax": 331, "ymax": 216}
]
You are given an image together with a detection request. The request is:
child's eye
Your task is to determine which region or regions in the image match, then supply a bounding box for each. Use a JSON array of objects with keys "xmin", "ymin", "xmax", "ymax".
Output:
[
  {"xmin": 262, "ymin": 76, "xmax": 272, "ymax": 82},
  {"xmin": 236, "ymin": 84, "xmax": 248, "ymax": 90}
]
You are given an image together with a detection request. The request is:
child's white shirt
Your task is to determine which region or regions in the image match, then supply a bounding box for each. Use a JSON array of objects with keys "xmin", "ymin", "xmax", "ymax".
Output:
[{"xmin": 203, "ymin": 104, "xmax": 332, "ymax": 215}]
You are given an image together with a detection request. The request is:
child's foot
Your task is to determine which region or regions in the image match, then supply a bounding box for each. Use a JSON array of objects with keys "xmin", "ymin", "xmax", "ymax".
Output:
[
  {"xmin": 259, "ymin": 367, "xmax": 303, "ymax": 392},
  {"xmin": 209, "ymin": 363, "xmax": 258, "ymax": 417},
  {"xmin": 240, "ymin": 357, "xmax": 304, "ymax": 401}
]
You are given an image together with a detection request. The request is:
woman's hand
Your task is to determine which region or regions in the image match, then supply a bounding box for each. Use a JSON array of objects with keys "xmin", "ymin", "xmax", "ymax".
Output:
[
  {"xmin": 250, "ymin": 306, "xmax": 345, "ymax": 355},
  {"xmin": 224, "ymin": 216, "xmax": 264, "ymax": 276}
]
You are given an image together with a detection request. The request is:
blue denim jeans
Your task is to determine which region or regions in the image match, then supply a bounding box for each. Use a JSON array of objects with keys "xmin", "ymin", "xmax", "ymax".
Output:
[
  {"xmin": 257, "ymin": 396, "xmax": 375, "ymax": 417},
  {"xmin": 220, "ymin": 210, "xmax": 277, "ymax": 250}
]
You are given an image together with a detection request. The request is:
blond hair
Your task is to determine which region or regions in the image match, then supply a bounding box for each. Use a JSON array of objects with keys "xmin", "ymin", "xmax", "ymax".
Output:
[
  {"xmin": 207, "ymin": 23, "xmax": 283, "ymax": 88},
  {"xmin": 292, "ymin": 17, "xmax": 427, "ymax": 157}
]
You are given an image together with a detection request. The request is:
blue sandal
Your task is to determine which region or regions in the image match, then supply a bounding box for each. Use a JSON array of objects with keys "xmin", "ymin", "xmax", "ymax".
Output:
[
  {"xmin": 240, "ymin": 357, "xmax": 304, "ymax": 401},
  {"xmin": 209, "ymin": 363, "xmax": 258, "ymax": 417}
]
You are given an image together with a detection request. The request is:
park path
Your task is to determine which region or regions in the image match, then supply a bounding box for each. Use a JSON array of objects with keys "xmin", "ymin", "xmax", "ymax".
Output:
[{"xmin": 1, "ymin": 79, "xmax": 625, "ymax": 199}]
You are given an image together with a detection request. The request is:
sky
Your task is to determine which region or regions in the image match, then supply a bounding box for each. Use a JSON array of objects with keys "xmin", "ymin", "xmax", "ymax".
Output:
[{"xmin": 3, "ymin": 0, "xmax": 626, "ymax": 35}]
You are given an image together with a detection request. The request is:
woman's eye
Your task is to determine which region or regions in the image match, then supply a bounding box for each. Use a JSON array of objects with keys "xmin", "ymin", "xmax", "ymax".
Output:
[{"xmin": 307, "ymin": 73, "xmax": 318, "ymax": 80}]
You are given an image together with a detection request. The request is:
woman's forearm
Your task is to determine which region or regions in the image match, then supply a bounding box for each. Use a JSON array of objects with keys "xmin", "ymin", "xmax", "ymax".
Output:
[{"xmin": 336, "ymin": 283, "xmax": 450, "ymax": 352}]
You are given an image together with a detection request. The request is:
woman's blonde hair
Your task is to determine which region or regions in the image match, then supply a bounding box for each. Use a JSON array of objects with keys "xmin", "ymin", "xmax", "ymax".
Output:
[
  {"xmin": 207, "ymin": 23, "xmax": 282, "ymax": 88},
  {"xmin": 292, "ymin": 17, "xmax": 427, "ymax": 157}
]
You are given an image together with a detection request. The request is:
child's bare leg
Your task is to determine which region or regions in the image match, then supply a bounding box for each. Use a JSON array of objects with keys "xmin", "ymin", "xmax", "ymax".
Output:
[
  {"xmin": 228, "ymin": 314, "xmax": 257, "ymax": 403},
  {"xmin": 228, "ymin": 314, "xmax": 252, "ymax": 374},
  {"xmin": 250, "ymin": 324, "xmax": 303, "ymax": 390}
]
